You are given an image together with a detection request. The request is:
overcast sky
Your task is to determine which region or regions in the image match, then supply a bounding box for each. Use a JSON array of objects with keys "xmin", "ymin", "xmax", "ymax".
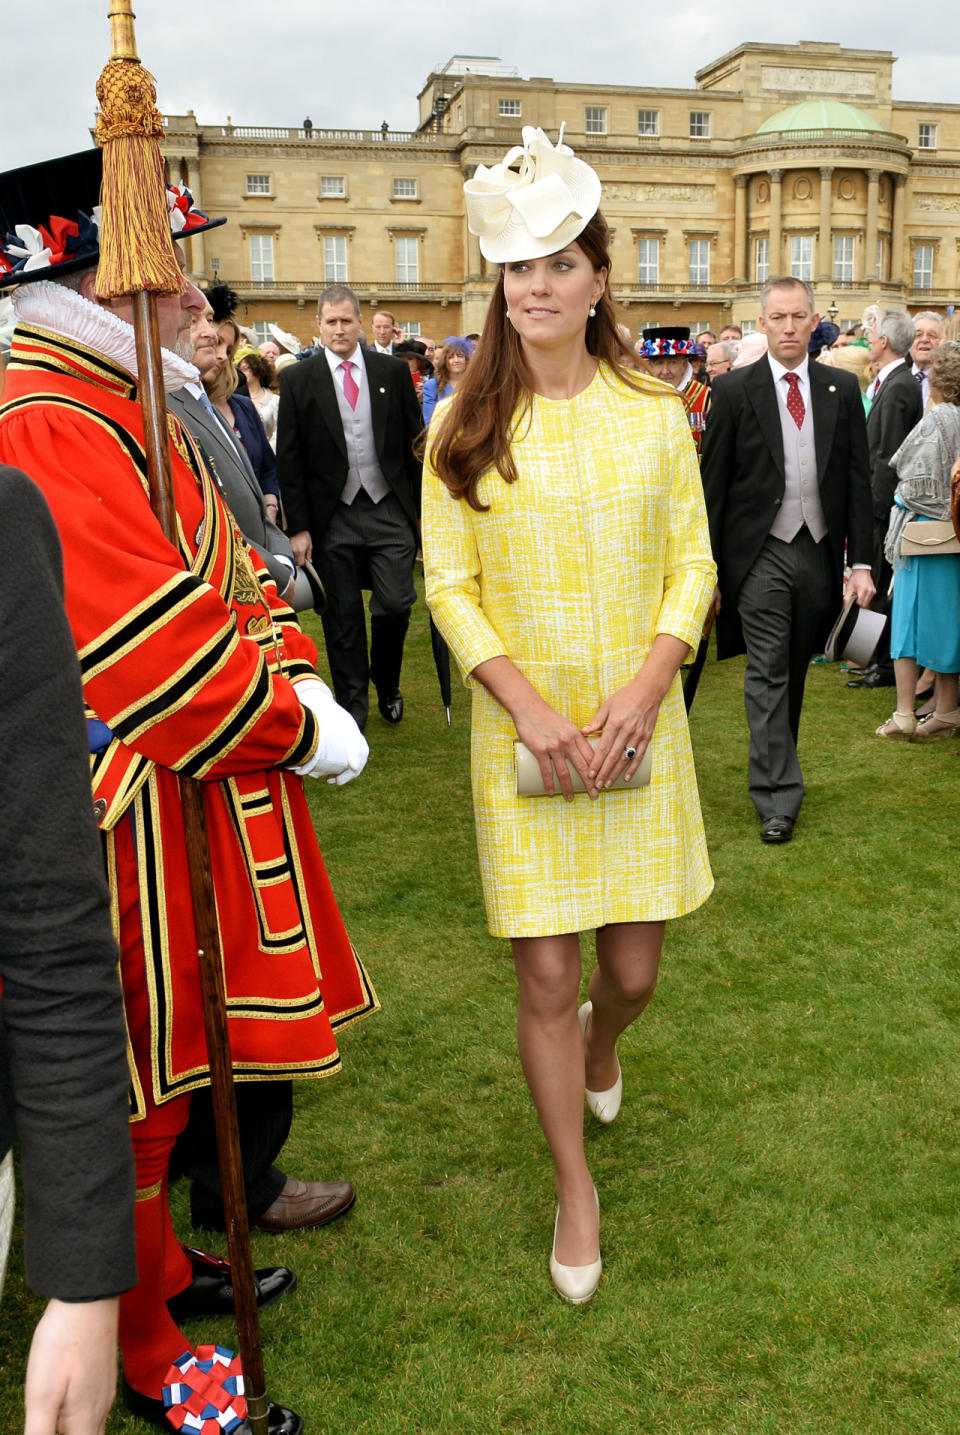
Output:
[{"xmin": 4, "ymin": 3, "xmax": 959, "ymax": 173}]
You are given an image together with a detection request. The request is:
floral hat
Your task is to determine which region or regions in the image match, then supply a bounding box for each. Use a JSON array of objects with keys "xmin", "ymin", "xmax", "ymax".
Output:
[
  {"xmin": 638, "ymin": 326, "xmax": 695, "ymax": 359},
  {"xmin": 0, "ymin": 147, "xmax": 225, "ymax": 290},
  {"xmin": 464, "ymin": 126, "xmax": 601, "ymax": 263}
]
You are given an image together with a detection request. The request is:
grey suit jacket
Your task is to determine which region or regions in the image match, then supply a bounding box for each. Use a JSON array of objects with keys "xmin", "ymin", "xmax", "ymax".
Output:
[{"xmin": 168, "ymin": 387, "xmax": 295, "ymax": 591}]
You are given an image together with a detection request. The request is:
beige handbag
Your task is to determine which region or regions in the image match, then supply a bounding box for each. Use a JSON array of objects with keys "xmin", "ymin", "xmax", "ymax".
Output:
[
  {"xmin": 900, "ymin": 520, "xmax": 960, "ymax": 556},
  {"xmin": 515, "ymin": 735, "xmax": 651, "ymax": 797}
]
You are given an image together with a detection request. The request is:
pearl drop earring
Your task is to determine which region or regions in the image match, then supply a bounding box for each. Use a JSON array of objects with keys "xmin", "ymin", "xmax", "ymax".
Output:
[{"xmin": 588, "ymin": 305, "xmax": 597, "ymax": 318}]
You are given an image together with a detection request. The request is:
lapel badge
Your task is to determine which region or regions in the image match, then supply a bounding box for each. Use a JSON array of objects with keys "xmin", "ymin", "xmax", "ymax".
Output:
[
  {"xmin": 828, "ymin": 385, "xmax": 836, "ymax": 392},
  {"xmin": 379, "ymin": 387, "xmax": 386, "ymax": 394}
]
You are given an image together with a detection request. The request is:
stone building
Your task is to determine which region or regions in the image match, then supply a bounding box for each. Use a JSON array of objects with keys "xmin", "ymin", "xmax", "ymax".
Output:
[{"xmin": 160, "ymin": 40, "xmax": 960, "ymax": 346}]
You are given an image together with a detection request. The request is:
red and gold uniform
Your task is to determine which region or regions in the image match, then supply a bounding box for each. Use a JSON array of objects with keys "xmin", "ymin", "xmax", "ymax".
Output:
[
  {"xmin": 0, "ymin": 317, "xmax": 379, "ymax": 1401},
  {"xmin": 0, "ymin": 324, "xmax": 377, "ymax": 1105},
  {"xmin": 680, "ymin": 375, "xmax": 711, "ymax": 459}
]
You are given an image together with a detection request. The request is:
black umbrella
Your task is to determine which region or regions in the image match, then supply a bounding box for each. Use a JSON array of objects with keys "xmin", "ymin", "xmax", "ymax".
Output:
[
  {"xmin": 682, "ymin": 608, "xmax": 715, "ymax": 713},
  {"xmin": 429, "ymin": 614, "xmax": 453, "ymax": 724}
]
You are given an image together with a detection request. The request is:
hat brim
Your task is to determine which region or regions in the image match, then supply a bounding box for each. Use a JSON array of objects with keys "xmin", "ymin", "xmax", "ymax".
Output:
[
  {"xmin": 823, "ymin": 594, "xmax": 887, "ymax": 666},
  {"xmin": 0, "ymin": 215, "xmax": 226, "ymax": 291}
]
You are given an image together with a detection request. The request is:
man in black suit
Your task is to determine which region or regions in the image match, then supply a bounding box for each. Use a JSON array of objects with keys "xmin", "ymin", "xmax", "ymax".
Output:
[
  {"xmin": 701, "ymin": 277, "xmax": 875, "ymax": 843},
  {"xmin": 278, "ymin": 284, "xmax": 423, "ymax": 729},
  {"xmin": 846, "ymin": 308, "xmax": 923, "ymax": 690}
]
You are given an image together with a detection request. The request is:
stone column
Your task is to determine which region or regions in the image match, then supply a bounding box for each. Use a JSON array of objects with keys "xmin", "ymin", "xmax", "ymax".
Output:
[
  {"xmin": 865, "ymin": 169, "xmax": 881, "ymax": 280},
  {"xmin": 818, "ymin": 166, "xmax": 834, "ymax": 280},
  {"xmin": 891, "ymin": 174, "xmax": 907, "ymax": 285},
  {"xmin": 733, "ymin": 174, "xmax": 748, "ymax": 282},
  {"xmin": 769, "ymin": 169, "xmax": 783, "ymax": 275}
]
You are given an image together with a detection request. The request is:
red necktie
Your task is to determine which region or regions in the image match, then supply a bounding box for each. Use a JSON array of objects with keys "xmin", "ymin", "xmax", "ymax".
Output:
[
  {"xmin": 341, "ymin": 360, "xmax": 359, "ymax": 410},
  {"xmin": 784, "ymin": 371, "xmax": 805, "ymax": 429}
]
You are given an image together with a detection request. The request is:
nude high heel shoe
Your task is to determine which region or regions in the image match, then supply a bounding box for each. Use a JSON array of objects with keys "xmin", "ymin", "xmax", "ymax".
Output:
[
  {"xmin": 549, "ymin": 1187, "xmax": 602, "ymax": 1304},
  {"xmin": 578, "ymin": 1001, "xmax": 622, "ymax": 1124}
]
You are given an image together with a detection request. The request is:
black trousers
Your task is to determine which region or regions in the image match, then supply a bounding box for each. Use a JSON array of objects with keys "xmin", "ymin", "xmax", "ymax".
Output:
[
  {"xmin": 314, "ymin": 489, "xmax": 417, "ymax": 729},
  {"xmin": 870, "ymin": 515, "xmax": 894, "ymax": 672},
  {"xmin": 171, "ymin": 1080, "xmax": 291, "ymax": 1230},
  {"xmin": 736, "ymin": 529, "xmax": 833, "ymax": 821}
]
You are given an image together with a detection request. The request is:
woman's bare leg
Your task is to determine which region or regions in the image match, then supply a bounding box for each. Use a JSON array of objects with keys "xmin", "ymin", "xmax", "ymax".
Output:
[
  {"xmin": 584, "ymin": 921, "xmax": 666, "ymax": 1092},
  {"xmin": 512, "ymin": 933, "xmax": 599, "ymax": 1267}
]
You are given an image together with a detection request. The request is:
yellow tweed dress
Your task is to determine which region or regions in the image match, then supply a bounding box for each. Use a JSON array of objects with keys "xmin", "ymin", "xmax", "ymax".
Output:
[{"xmin": 422, "ymin": 364, "xmax": 716, "ymax": 939}]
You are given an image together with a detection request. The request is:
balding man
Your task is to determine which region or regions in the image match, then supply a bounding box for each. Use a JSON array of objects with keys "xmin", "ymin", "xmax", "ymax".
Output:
[
  {"xmin": 705, "ymin": 341, "xmax": 737, "ymax": 381},
  {"xmin": 910, "ymin": 310, "xmax": 944, "ymax": 409}
]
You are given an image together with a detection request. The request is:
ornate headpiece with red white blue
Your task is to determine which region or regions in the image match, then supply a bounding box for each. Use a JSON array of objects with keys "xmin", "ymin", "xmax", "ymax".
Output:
[
  {"xmin": 0, "ymin": 147, "xmax": 225, "ymax": 290},
  {"xmin": 638, "ymin": 326, "xmax": 695, "ymax": 359}
]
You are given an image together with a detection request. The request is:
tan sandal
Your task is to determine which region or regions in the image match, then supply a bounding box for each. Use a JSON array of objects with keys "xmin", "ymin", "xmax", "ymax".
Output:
[
  {"xmin": 914, "ymin": 707, "xmax": 960, "ymax": 738},
  {"xmin": 875, "ymin": 711, "xmax": 917, "ymax": 740}
]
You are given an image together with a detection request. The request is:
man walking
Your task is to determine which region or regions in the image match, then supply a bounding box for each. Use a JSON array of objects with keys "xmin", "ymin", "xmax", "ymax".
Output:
[
  {"xmin": 701, "ymin": 277, "xmax": 875, "ymax": 843},
  {"xmin": 278, "ymin": 284, "xmax": 423, "ymax": 729}
]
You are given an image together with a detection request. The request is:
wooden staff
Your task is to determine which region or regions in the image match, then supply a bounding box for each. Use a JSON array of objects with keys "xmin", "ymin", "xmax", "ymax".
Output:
[{"xmin": 94, "ymin": 5, "xmax": 269, "ymax": 1431}]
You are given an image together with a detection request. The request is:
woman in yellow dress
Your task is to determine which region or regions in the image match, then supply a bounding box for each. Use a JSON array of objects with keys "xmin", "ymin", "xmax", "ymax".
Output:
[{"xmin": 422, "ymin": 128, "xmax": 716, "ymax": 1304}]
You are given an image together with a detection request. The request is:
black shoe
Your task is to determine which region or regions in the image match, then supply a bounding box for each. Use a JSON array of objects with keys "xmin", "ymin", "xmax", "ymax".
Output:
[
  {"xmin": 166, "ymin": 1246, "xmax": 296, "ymax": 1322},
  {"xmin": 760, "ymin": 815, "xmax": 795, "ymax": 844},
  {"xmin": 846, "ymin": 666, "xmax": 895, "ymax": 689},
  {"xmin": 377, "ymin": 690, "xmax": 404, "ymax": 723},
  {"xmin": 122, "ymin": 1375, "xmax": 304, "ymax": 1434}
]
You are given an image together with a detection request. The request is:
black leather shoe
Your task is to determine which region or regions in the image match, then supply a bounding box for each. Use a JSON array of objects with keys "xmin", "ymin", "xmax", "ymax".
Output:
[
  {"xmin": 122, "ymin": 1375, "xmax": 304, "ymax": 1434},
  {"xmin": 377, "ymin": 690, "xmax": 404, "ymax": 723},
  {"xmin": 846, "ymin": 666, "xmax": 895, "ymax": 689},
  {"xmin": 760, "ymin": 815, "xmax": 795, "ymax": 844},
  {"xmin": 166, "ymin": 1246, "xmax": 296, "ymax": 1322}
]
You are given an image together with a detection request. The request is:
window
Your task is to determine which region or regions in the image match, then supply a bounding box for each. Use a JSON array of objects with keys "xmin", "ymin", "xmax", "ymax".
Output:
[
  {"xmin": 689, "ymin": 239, "xmax": 710, "ymax": 286},
  {"xmin": 251, "ymin": 321, "xmax": 270, "ymax": 344},
  {"xmin": 323, "ymin": 235, "xmax": 347, "ymax": 282},
  {"xmin": 741, "ymin": 319, "xmax": 757, "ymax": 335},
  {"xmin": 404, "ymin": 321, "xmax": 421, "ymax": 337},
  {"xmin": 320, "ymin": 176, "xmax": 346, "ymax": 198},
  {"xmin": 245, "ymin": 173, "xmax": 271, "ymax": 195},
  {"xmin": 689, "ymin": 111, "xmax": 711, "ymax": 139},
  {"xmin": 790, "ymin": 235, "xmax": 813, "ymax": 281},
  {"xmin": 585, "ymin": 107, "xmax": 608, "ymax": 135},
  {"xmin": 876, "ymin": 237, "xmax": 885, "ymax": 280},
  {"xmin": 833, "ymin": 235, "xmax": 854, "ymax": 282},
  {"xmin": 393, "ymin": 178, "xmax": 418, "ymax": 199},
  {"xmin": 918, "ymin": 124, "xmax": 938, "ymax": 150},
  {"xmin": 249, "ymin": 234, "xmax": 274, "ymax": 282},
  {"xmin": 498, "ymin": 98, "xmax": 522, "ymax": 117},
  {"xmin": 755, "ymin": 237, "xmax": 770, "ymax": 284},
  {"xmin": 914, "ymin": 244, "xmax": 934, "ymax": 290},
  {"xmin": 395, "ymin": 236, "xmax": 419, "ymax": 284},
  {"xmin": 637, "ymin": 239, "xmax": 659, "ymax": 285},
  {"xmin": 637, "ymin": 110, "xmax": 660, "ymax": 137}
]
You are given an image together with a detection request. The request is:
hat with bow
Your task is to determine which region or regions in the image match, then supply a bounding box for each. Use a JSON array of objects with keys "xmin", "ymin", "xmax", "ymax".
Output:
[{"xmin": 464, "ymin": 126, "xmax": 601, "ymax": 264}]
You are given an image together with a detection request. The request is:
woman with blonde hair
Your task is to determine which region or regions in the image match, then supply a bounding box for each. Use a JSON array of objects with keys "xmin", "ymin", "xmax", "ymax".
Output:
[
  {"xmin": 210, "ymin": 317, "xmax": 281, "ymax": 520},
  {"xmin": 422, "ymin": 128, "xmax": 715, "ymax": 1304}
]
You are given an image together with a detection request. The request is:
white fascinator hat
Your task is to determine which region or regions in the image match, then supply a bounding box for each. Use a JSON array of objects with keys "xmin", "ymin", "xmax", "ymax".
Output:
[{"xmin": 464, "ymin": 125, "xmax": 602, "ymax": 264}]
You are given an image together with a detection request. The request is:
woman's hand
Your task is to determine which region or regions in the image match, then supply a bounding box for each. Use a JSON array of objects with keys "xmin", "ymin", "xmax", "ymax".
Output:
[
  {"xmin": 582, "ymin": 634, "xmax": 692, "ymax": 788},
  {"xmin": 470, "ymin": 656, "xmax": 599, "ymax": 800},
  {"xmin": 513, "ymin": 700, "xmax": 600, "ymax": 801},
  {"xmin": 581, "ymin": 675, "xmax": 663, "ymax": 788}
]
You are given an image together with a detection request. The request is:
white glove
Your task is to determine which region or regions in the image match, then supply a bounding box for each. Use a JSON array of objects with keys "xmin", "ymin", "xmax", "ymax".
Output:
[{"xmin": 291, "ymin": 679, "xmax": 369, "ymax": 785}]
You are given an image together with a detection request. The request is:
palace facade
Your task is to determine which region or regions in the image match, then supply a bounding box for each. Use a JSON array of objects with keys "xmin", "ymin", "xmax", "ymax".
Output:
[{"xmin": 159, "ymin": 40, "xmax": 960, "ymax": 347}]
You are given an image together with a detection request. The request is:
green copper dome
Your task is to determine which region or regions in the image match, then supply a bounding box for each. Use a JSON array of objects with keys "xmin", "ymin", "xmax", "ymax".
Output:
[{"xmin": 756, "ymin": 99, "xmax": 885, "ymax": 135}]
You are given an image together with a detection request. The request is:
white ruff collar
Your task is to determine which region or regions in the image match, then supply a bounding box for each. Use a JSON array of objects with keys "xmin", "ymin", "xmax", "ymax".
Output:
[{"xmin": 12, "ymin": 281, "xmax": 198, "ymax": 392}]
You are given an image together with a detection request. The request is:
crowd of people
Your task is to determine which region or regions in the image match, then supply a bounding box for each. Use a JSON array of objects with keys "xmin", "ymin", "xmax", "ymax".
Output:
[{"xmin": 1, "ymin": 117, "xmax": 960, "ymax": 1434}]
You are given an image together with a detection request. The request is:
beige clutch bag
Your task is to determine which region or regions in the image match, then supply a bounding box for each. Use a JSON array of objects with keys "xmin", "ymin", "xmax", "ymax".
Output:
[{"xmin": 515, "ymin": 736, "xmax": 651, "ymax": 798}]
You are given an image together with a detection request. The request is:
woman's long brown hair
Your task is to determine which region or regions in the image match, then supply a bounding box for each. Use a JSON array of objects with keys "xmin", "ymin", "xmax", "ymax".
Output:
[{"xmin": 429, "ymin": 210, "xmax": 675, "ymax": 511}]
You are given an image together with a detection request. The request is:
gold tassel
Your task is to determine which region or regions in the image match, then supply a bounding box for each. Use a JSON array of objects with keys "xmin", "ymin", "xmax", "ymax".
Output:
[{"xmin": 94, "ymin": 58, "xmax": 186, "ymax": 299}]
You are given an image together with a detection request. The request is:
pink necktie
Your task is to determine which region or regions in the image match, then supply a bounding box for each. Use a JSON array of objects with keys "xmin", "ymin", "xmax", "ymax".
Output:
[
  {"xmin": 341, "ymin": 360, "xmax": 359, "ymax": 410},
  {"xmin": 784, "ymin": 371, "xmax": 805, "ymax": 429}
]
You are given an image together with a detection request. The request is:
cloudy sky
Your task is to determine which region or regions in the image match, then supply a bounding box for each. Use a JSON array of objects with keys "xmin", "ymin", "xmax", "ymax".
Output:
[{"xmin": 4, "ymin": 2, "xmax": 959, "ymax": 172}]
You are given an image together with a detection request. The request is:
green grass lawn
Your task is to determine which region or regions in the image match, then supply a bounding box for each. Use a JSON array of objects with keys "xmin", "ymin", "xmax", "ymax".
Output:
[{"xmin": 3, "ymin": 585, "xmax": 960, "ymax": 1434}]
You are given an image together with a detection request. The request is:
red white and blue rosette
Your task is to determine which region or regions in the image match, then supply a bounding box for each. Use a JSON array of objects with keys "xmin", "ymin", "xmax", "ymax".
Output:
[{"xmin": 161, "ymin": 1345, "xmax": 247, "ymax": 1432}]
